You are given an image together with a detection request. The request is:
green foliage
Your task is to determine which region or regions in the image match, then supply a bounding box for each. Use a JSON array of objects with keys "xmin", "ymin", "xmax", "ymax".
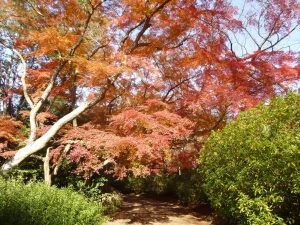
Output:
[
  {"xmin": 54, "ymin": 171, "xmax": 122, "ymax": 215},
  {"xmin": 115, "ymin": 169, "xmax": 205, "ymax": 205},
  {"xmin": 170, "ymin": 170, "xmax": 205, "ymax": 205},
  {"xmin": 199, "ymin": 94, "xmax": 300, "ymax": 225},
  {"xmin": 68, "ymin": 176, "xmax": 108, "ymax": 200},
  {"xmin": 7, "ymin": 158, "xmax": 45, "ymax": 183},
  {"xmin": 0, "ymin": 178, "xmax": 106, "ymax": 225},
  {"xmin": 50, "ymin": 162, "xmax": 123, "ymax": 215},
  {"xmin": 9, "ymin": 168, "xmax": 43, "ymax": 182},
  {"xmin": 52, "ymin": 161, "xmax": 109, "ymax": 199},
  {"xmin": 118, "ymin": 175, "xmax": 147, "ymax": 194},
  {"xmin": 69, "ymin": 177, "xmax": 123, "ymax": 215},
  {"xmin": 19, "ymin": 126, "xmax": 29, "ymax": 140}
]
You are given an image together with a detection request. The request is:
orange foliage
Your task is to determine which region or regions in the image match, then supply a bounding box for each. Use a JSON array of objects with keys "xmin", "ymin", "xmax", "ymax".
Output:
[
  {"xmin": 1, "ymin": 0, "xmax": 300, "ymax": 177},
  {"xmin": 0, "ymin": 117, "xmax": 23, "ymax": 154}
]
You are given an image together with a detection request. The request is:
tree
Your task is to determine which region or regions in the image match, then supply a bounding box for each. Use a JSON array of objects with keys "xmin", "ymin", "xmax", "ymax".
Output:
[
  {"xmin": 0, "ymin": 0, "xmax": 299, "ymax": 173},
  {"xmin": 51, "ymin": 99, "xmax": 193, "ymax": 179}
]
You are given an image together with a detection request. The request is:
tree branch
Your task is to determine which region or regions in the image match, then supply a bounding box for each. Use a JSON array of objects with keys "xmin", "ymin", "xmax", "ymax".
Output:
[
  {"xmin": 87, "ymin": 44, "xmax": 108, "ymax": 60},
  {"xmin": 123, "ymin": 0, "xmax": 172, "ymax": 53},
  {"xmin": 12, "ymin": 49, "xmax": 34, "ymax": 109},
  {"xmin": 1, "ymin": 73, "xmax": 120, "ymax": 171},
  {"xmin": 26, "ymin": 1, "xmax": 104, "ymax": 143}
]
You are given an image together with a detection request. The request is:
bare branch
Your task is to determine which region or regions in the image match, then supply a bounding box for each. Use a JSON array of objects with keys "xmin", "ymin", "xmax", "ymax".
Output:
[
  {"xmin": 193, "ymin": 107, "xmax": 229, "ymax": 135},
  {"xmin": 261, "ymin": 24, "xmax": 299, "ymax": 52},
  {"xmin": 258, "ymin": 10, "xmax": 284, "ymax": 49},
  {"xmin": 1, "ymin": 73, "xmax": 119, "ymax": 171},
  {"xmin": 44, "ymin": 147, "xmax": 52, "ymax": 186},
  {"xmin": 87, "ymin": 44, "xmax": 108, "ymax": 60},
  {"xmin": 243, "ymin": 27, "xmax": 260, "ymax": 49},
  {"xmin": 163, "ymin": 75, "xmax": 197, "ymax": 102},
  {"xmin": 121, "ymin": 18, "xmax": 146, "ymax": 46},
  {"xmin": 123, "ymin": 0, "xmax": 172, "ymax": 53},
  {"xmin": 129, "ymin": 17, "xmax": 151, "ymax": 53}
]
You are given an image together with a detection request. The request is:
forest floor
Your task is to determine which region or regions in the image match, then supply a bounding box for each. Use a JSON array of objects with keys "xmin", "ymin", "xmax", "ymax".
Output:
[{"xmin": 105, "ymin": 194, "xmax": 227, "ymax": 225}]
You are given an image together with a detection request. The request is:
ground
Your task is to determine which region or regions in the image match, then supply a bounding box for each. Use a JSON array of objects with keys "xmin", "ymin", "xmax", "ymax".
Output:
[{"xmin": 105, "ymin": 194, "xmax": 227, "ymax": 225}]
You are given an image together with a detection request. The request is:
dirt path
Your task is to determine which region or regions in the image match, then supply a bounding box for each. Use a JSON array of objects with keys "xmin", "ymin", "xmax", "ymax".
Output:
[{"xmin": 105, "ymin": 194, "xmax": 226, "ymax": 225}]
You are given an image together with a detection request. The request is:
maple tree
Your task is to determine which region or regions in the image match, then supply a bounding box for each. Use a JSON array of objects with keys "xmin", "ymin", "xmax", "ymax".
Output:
[
  {"xmin": 0, "ymin": 0, "xmax": 299, "ymax": 178},
  {"xmin": 50, "ymin": 99, "xmax": 193, "ymax": 179}
]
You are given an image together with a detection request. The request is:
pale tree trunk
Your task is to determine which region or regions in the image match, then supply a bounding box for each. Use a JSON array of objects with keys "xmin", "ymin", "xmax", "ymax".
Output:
[
  {"xmin": 1, "ymin": 100, "xmax": 92, "ymax": 171},
  {"xmin": 72, "ymin": 118, "xmax": 78, "ymax": 127},
  {"xmin": 1, "ymin": 76, "xmax": 113, "ymax": 171},
  {"xmin": 30, "ymin": 148, "xmax": 52, "ymax": 186},
  {"xmin": 43, "ymin": 148, "xmax": 51, "ymax": 186},
  {"xmin": 26, "ymin": 61, "xmax": 67, "ymax": 144},
  {"xmin": 1, "ymin": 59, "xmax": 111, "ymax": 173}
]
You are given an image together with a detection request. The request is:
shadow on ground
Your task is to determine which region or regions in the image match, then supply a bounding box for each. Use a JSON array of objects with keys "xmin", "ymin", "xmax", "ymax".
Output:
[{"xmin": 106, "ymin": 194, "xmax": 227, "ymax": 225}]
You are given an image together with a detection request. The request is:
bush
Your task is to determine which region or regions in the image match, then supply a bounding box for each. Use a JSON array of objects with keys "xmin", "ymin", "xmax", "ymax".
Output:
[
  {"xmin": 199, "ymin": 94, "xmax": 300, "ymax": 225},
  {"xmin": 67, "ymin": 176, "xmax": 108, "ymax": 200},
  {"xmin": 0, "ymin": 178, "xmax": 106, "ymax": 225}
]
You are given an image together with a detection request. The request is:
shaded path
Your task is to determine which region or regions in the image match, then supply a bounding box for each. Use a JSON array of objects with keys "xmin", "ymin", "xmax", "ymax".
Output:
[{"xmin": 105, "ymin": 194, "xmax": 226, "ymax": 225}]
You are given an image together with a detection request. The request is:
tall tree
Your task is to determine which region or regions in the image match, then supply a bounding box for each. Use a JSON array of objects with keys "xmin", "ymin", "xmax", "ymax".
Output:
[{"xmin": 0, "ymin": 0, "xmax": 299, "ymax": 173}]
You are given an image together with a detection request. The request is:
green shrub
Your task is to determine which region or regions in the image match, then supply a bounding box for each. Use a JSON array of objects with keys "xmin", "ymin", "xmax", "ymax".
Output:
[
  {"xmin": 0, "ymin": 178, "xmax": 106, "ymax": 225},
  {"xmin": 68, "ymin": 176, "xmax": 108, "ymax": 200},
  {"xmin": 199, "ymin": 94, "xmax": 300, "ymax": 225}
]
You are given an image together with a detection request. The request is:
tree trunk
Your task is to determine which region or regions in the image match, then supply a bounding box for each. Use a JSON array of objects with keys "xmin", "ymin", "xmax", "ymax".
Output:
[
  {"xmin": 1, "ymin": 80, "xmax": 111, "ymax": 171},
  {"xmin": 1, "ymin": 101, "xmax": 91, "ymax": 171},
  {"xmin": 43, "ymin": 148, "xmax": 51, "ymax": 186}
]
